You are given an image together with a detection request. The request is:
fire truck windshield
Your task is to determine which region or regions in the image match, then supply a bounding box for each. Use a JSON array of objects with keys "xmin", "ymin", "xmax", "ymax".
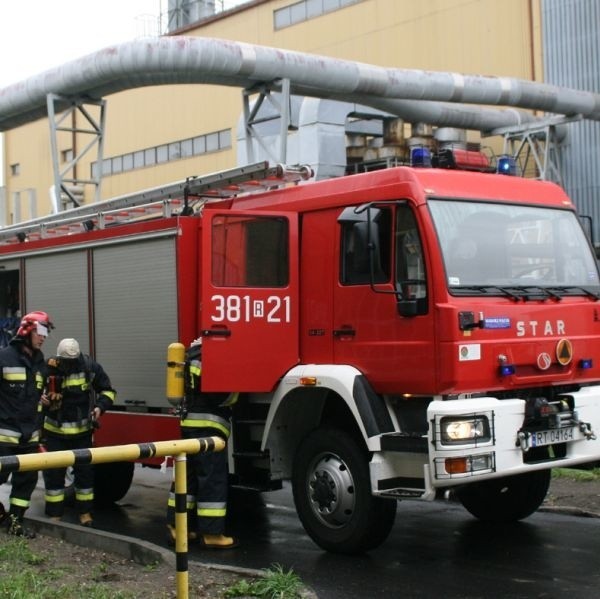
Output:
[{"xmin": 429, "ymin": 199, "xmax": 600, "ymax": 298}]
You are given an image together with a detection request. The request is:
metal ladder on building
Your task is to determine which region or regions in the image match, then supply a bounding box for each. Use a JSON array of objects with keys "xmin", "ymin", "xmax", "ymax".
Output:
[{"xmin": 0, "ymin": 161, "xmax": 313, "ymax": 246}]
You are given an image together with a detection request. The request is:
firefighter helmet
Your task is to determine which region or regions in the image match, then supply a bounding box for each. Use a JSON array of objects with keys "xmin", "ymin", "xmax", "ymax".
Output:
[
  {"xmin": 56, "ymin": 338, "xmax": 80, "ymax": 359},
  {"xmin": 17, "ymin": 311, "xmax": 54, "ymax": 337}
]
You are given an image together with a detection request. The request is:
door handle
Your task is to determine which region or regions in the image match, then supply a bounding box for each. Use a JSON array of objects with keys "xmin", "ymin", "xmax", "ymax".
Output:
[
  {"xmin": 201, "ymin": 328, "xmax": 232, "ymax": 337},
  {"xmin": 333, "ymin": 327, "xmax": 356, "ymax": 337}
]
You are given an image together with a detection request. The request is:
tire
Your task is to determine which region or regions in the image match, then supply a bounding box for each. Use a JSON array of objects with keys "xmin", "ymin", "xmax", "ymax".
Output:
[
  {"xmin": 94, "ymin": 462, "xmax": 135, "ymax": 506},
  {"xmin": 292, "ymin": 427, "xmax": 397, "ymax": 554},
  {"xmin": 456, "ymin": 469, "xmax": 551, "ymax": 522}
]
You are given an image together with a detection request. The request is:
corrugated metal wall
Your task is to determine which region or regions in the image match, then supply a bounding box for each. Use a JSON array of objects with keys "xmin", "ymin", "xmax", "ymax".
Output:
[{"xmin": 542, "ymin": 0, "xmax": 600, "ymax": 245}]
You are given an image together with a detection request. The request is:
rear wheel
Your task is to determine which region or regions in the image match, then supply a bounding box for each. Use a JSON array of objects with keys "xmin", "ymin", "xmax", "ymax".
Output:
[
  {"xmin": 456, "ymin": 470, "xmax": 551, "ymax": 522},
  {"xmin": 94, "ymin": 462, "xmax": 135, "ymax": 506},
  {"xmin": 292, "ymin": 427, "xmax": 396, "ymax": 554}
]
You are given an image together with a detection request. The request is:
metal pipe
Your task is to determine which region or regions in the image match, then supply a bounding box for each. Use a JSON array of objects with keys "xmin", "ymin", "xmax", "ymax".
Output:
[{"xmin": 1, "ymin": 36, "xmax": 599, "ymax": 132}]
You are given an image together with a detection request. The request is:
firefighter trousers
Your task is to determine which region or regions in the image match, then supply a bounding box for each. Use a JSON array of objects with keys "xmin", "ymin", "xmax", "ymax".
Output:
[
  {"xmin": 167, "ymin": 426, "xmax": 229, "ymax": 535},
  {"xmin": 0, "ymin": 444, "xmax": 39, "ymax": 520},
  {"xmin": 42, "ymin": 433, "xmax": 94, "ymax": 517}
]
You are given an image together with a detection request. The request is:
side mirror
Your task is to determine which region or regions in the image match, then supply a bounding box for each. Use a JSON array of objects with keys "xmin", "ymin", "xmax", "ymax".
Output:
[{"xmin": 397, "ymin": 299, "xmax": 417, "ymax": 317}]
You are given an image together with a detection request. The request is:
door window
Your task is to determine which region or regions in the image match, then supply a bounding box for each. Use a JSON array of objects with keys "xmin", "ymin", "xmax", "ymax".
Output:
[{"xmin": 211, "ymin": 215, "xmax": 289, "ymax": 287}]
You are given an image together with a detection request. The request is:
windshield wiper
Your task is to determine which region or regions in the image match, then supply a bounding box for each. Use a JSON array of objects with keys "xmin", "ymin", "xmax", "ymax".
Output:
[
  {"xmin": 518, "ymin": 286, "xmax": 563, "ymax": 301},
  {"xmin": 452, "ymin": 285, "xmax": 522, "ymax": 301},
  {"xmin": 546, "ymin": 286, "xmax": 600, "ymax": 301},
  {"xmin": 453, "ymin": 284, "xmax": 600, "ymax": 301}
]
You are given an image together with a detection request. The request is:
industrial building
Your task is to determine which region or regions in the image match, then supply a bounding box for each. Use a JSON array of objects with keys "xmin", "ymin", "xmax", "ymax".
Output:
[{"xmin": 0, "ymin": 0, "xmax": 598, "ymax": 239}]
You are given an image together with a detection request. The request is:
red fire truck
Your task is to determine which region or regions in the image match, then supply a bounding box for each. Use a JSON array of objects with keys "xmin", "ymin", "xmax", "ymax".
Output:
[{"xmin": 0, "ymin": 157, "xmax": 599, "ymax": 554}]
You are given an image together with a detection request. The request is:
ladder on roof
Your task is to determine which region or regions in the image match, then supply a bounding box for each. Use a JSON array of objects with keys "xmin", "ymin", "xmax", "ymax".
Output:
[{"xmin": 0, "ymin": 161, "xmax": 313, "ymax": 246}]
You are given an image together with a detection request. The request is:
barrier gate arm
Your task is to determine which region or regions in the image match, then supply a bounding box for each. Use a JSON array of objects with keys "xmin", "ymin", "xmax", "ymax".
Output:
[{"xmin": 0, "ymin": 436, "xmax": 226, "ymax": 599}]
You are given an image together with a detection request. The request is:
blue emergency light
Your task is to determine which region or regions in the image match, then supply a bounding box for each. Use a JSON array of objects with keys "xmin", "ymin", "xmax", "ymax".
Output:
[
  {"xmin": 497, "ymin": 155, "xmax": 517, "ymax": 176},
  {"xmin": 410, "ymin": 147, "xmax": 432, "ymax": 167},
  {"xmin": 499, "ymin": 363, "xmax": 516, "ymax": 376}
]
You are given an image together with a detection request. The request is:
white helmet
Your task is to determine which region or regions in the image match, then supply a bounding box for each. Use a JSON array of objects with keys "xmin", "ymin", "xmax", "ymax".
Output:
[{"xmin": 56, "ymin": 338, "xmax": 81, "ymax": 359}]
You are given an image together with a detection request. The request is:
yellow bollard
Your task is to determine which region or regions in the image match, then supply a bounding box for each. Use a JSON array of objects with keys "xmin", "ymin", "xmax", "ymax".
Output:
[
  {"xmin": 0, "ymin": 436, "xmax": 226, "ymax": 599},
  {"xmin": 174, "ymin": 453, "xmax": 189, "ymax": 599}
]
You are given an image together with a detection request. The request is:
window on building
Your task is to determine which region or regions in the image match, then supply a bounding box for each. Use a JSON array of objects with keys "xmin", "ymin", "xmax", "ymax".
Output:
[
  {"xmin": 89, "ymin": 128, "xmax": 232, "ymax": 178},
  {"xmin": 168, "ymin": 141, "xmax": 181, "ymax": 160},
  {"xmin": 157, "ymin": 145, "xmax": 169, "ymax": 164},
  {"xmin": 181, "ymin": 139, "xmax": 193, "ymax": 158},
  {"xmin": 112, "ymin": 156, "xmax": 123, "ymax": 174},
  {"xmin": 133, "ymin": 151, "xmax": 145, "ymax": 168},
  {"xmin": 274, "ymin": 0, "xmax": 363, "ymax": 30},
  {"xmin": 10, "ymin": 163, "xmax": 20, "ymax": 177},
  {"xmin": 193, "ymin": 136, "xmax": 206, "ymax": 155},
  {"xmin": 206, "ymin": 132, "xmax": 220, "ymax": 153},
  {"xmin": 145, "ymin": 148, "xmax": 156, "ymax": 166}
]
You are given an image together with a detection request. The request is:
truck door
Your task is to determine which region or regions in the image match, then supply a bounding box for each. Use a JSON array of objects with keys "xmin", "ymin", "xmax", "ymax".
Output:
[
  {"xmin": 333, "ymin": 202, "xmax": 435, "ymax": 394},
  {"xmin": 201, "ymin": 209, "xmax": 299, "ymax": 391}
]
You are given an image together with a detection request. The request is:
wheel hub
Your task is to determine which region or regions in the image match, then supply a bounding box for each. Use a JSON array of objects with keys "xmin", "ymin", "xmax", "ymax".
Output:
[{"xmin": 308, "ymin": 453, "xmax": 356, "ymax": 528}]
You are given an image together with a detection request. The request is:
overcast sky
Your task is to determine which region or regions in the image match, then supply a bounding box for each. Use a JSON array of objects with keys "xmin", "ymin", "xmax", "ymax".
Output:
[
  {"xmin": 0, "ymin": 0, "xmax": 164, "ymax": 186},
  {"xmin": 0, "ymin": 0, "xmax": 163, "ymax": 88}
]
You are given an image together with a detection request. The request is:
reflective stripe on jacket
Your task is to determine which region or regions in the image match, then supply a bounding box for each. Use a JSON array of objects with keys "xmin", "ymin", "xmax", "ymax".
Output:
[
  {"xmin": 0, "ymin": 341, "xmax": 46, "ymax": 446},
  {"xmin": 43, "ymin": 355, "xmax": 116, "ymax": 438}
]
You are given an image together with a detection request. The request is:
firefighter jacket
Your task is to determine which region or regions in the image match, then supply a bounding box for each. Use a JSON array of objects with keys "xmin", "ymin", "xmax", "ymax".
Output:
[
  {"xmin": 43, "ymin": 354, "xmax": 116, "ymax": 438},
  {"xmin": 0, "ymin": 338, "xmax": 46, "ymax": 447},
  {"xmin": 180, "ymin": 343, "xmax": 238, "ymax": 439}
]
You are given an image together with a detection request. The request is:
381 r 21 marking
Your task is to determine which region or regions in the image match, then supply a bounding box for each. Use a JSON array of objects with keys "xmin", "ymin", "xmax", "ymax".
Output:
[{"xmin": 211, "ymin": 294, "xmax": 291, "ymax": 323}]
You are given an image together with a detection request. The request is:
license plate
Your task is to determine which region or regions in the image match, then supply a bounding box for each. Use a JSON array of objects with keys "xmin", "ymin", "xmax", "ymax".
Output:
[{"xmin": 529, "ymin": 427, "xmax": 575, "ymax": 448}]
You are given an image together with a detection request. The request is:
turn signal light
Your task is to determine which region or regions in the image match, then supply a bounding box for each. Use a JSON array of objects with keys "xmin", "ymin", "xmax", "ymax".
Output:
[
  {"xmin": 445, "ymin": 457, "xmax": 468, "ymax": 474},
  {"xmin": 444, "ymin": 453, "xmax": 493, "ymax": 475},
  {"xmin": 300, "ymin": 376, "xmax": 317, "ymax": 386}
]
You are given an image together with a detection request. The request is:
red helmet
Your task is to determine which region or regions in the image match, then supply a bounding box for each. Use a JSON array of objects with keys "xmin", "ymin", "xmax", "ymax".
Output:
[{"xmin": 17, "ymin": 311, "xmax": 54, "ymax": 337}]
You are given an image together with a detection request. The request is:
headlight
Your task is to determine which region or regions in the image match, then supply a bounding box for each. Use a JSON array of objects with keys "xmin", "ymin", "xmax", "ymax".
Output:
[{"xmin": 440, "ymin": 416, "xmax": 491, "ymax": 444}]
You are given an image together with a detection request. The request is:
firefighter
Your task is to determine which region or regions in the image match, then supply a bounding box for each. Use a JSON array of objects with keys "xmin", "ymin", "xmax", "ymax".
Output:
[
  {"xmin": 41, "ymin": 338, "xmax": 116, "ymax": 527},
  {"xmin": 166, "ymin": 336, "xmax": 239, "ymax": 549},
  {"xmin": 0, "ymin": 310, "xmax": 53, "ymax": 538}
]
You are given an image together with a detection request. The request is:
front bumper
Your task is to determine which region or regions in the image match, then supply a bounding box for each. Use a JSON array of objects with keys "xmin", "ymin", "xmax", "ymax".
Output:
[{"xmin": 426, "ymin": 385, "xmax": 600, "ymax": 488}]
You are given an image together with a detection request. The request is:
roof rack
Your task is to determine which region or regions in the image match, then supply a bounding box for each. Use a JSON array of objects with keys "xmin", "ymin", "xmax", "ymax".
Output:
[{"xmin": 0, "ymin": 161, "xmax": 313, "ymax": 245}]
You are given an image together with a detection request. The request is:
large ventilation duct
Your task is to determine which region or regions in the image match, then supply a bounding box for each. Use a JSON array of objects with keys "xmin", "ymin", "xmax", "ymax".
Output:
[{"xmin": 1, "ymin": 36, "xmax": 600, "ymax": 133}]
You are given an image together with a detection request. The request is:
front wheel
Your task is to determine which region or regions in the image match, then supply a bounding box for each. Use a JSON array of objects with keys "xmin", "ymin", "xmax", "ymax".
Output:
[
  {"xmin": 292, "ymin": 427, "xmax": 396, "ymax": 554},
  {"xmin": 456, "ymin": 470, "xmax": 551, "ymax": 522}
]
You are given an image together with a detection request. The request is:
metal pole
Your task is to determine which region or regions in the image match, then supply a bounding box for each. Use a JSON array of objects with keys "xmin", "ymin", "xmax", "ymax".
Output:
[
  {"xmin": 0, "ymin": 437, "xmax": 226, "ymax": 599},
  {"xmin": 174, "ymin": 453, "xmax": 189, "ymax": 599},
  {"xmin": 0, "ymin": 437, "xmax": 225, "ymax": 474}
]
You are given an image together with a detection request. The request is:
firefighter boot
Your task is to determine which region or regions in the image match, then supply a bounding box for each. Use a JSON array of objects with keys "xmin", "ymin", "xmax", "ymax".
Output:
[
  {"xmin": 201, "ymin": 533, "xmax": 239, "ymax": 549},
  {"xmin": 166, "ymin": 525, "xmax": 198, "ymax": 547},
  {"xmin": 79, "ymin": 513, "xmax": 93, "ymax": 527},
  {"xmin": 5, "ymin": 514, "xmax": 36, "ymax": 538}
]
